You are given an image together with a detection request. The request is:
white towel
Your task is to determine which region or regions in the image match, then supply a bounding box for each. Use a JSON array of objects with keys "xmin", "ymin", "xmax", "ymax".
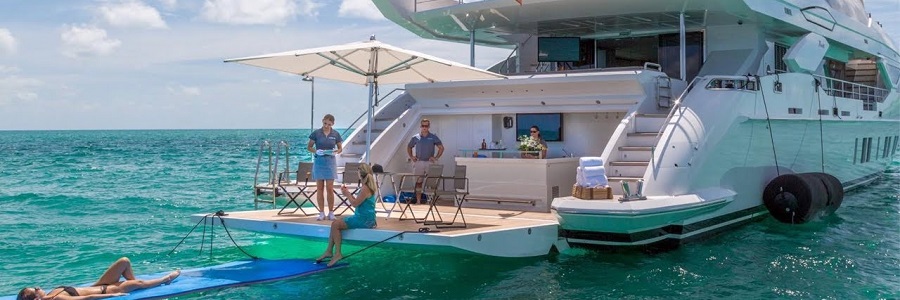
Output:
[
  {"xmin": 576, "ymin": 166, "xmax": 608, "ymax": 187},
  {"xmin": 581, "ymin": 166, "xmax": 606, "ymax": 178},
  {"xmin": 579, "ymin": 157, "xmax": 604, "ymax": 167}
]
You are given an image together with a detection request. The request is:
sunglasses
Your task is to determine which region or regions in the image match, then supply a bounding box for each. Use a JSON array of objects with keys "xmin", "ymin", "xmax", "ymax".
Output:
[
  {"xmin": 421, "ymin": 124, "xmax": 430, "ymax": 128},
  {"xmin": 323, "ymin": 122, "xmax": 333, "ymax": 126},
  {"xmin": 530, "ymin": 130, "xmax": 538, "ymax": 133}
]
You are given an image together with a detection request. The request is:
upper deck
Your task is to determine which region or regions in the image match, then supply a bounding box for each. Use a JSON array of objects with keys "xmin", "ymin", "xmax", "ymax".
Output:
[{"xmin": 374, "ymin": 0, "xmax": 899, "ymax": 71}]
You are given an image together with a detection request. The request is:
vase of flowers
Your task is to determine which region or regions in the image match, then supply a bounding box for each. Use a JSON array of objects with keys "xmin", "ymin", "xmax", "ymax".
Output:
[{"xmin": 518, "ymin": 135, "xmax": 544, "ymax": 158}]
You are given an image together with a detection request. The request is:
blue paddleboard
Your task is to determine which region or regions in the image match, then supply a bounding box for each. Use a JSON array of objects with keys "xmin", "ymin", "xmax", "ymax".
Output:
[{"xmin": 2, "ymin": 259, "xmax": 345, "ymax": 300}]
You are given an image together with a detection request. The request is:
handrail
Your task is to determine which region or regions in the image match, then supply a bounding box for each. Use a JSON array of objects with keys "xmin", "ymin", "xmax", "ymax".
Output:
[
  {"xmin": 655, "ymin": 76, "xmax": 703, "ymax": 139},
  {"xmin": 341, "ymin": 88, "xmax": 406, "ymax": 138},
  {"xmin": 811, "ymin": 74, "xmax": 888, "ymax": 104},
  {"xmin": 643, "ymin": 62, "xmax": 663, "ymax": 72},
  {"xmin": 376, "ymin": 88, "xmax": 406, "ymax": 106},
  {"xmin": 253, "ymin": 140, "xmax": 272, "ymax": 188},
  {"xmin": 273, "ymin": 141, "xmax": 290, "ymax": 183},
  {"xmin": 497, "ymin": 45, "xmax": 519, "ymax": 74}
]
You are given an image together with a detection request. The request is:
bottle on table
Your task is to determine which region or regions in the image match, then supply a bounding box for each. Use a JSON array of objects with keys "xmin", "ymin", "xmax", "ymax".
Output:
[{"xmin": 481, "ymin": 139, "xmax": 487, "ymax": 150}]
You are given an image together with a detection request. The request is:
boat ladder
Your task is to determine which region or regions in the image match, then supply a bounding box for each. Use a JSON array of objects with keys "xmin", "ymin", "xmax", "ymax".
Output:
[{"xmin": 253, "ymin": 140, "xmax": 292, "ymax": 209}]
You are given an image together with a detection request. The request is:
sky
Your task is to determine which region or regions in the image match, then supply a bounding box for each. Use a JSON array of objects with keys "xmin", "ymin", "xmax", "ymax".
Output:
[{"xmin": 0, "ymin": 0, "xmax": 898, "ymax": 130}]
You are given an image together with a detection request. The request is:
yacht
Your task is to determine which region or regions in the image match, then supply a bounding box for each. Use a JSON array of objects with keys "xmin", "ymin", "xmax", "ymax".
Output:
[
  {"xmin": 361, "ymin": 0, "xmax": 898, "ymax": 247},
  {"xmin": 230, "ymin": 0, "xmax": 899, "ymax": 256}
]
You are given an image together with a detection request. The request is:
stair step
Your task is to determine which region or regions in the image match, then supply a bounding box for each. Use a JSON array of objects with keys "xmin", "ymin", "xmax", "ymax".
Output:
[
  {"xmin": 607, "ymin": 176, "xmax": 643, "ymax": 181},
  {"xmin": 351, "ymin": 141, "xmax": 368, "ymax": 145},
  {"xmin": 619, "ymin": 146, "xmax": 653, "ymax": 151},
  {"xmin": 635, "ymin": 113, "xmax": 668, "ymax": 118},
  {"xmin": 627, "ymin": 132, "xmax": 658, "ymax": 137},
  {"xmin": 340, "ymin": 153, "xmax": 363, "ymax": 158},
  {"xmin": 609, "ymin": 161, "xmax": 649, "ymax": 166}
]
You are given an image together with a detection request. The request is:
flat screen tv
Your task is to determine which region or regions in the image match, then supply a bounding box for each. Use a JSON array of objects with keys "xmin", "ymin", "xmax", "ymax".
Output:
[
  {"xmin": 516, "ymin": 113, "xmax": 563, "ymax": 142},
  {"xmin": 537, "ymin": 37, "xmax": 580, "ymax": 62}
]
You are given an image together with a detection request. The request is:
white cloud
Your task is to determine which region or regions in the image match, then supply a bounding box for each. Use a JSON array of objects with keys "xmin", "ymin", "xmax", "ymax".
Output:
[
  {"xmin": 0, "ymin": 75, "xmax": 41, "ymax": 106},
  {"xmin": 200, "ymin": 0, "xmax": 322, "ymax": 25},
  {"xmin": 168, "ymin": 85, "xmax": 201, "ymax": 96},
  {"xmin": 270, "ymin": 90, "xmax": 282, "ymax": 97},
  {"xmin": 338, "ymin": 0, "xmax": 384, "ymax": 21},
  {"xmin": 0, "ymin": 65, "xmax": 20, "ymax": 73},
  {"xmin": 99, "ymin": 1, "xmax": 168, "ymax": 29},
  {"xmin": 0, "ymin": 28, "xmax": 17, "ymax": 55},
  {"xmin": 60, "ymin": 24, "xmax": 122, "ymax": 58},
  {"xmin": 158, "ymin": 0, "xmax": 177, "ymax": 10}
]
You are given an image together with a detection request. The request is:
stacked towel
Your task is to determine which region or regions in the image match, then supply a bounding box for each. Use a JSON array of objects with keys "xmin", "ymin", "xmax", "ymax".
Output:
[
  {"xmin": 579, "ymin": 157, "xmax": 604, "ymax": 167},
  {"xmin": 575, "ymin": 157, "xmax": 608, "ymax": 187}
]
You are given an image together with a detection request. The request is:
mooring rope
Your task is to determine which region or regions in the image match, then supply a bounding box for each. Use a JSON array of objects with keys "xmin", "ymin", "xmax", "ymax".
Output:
[
  {"xmin": 168, "ymin": 211, "xmax": 259, "ymax": 260},
  {"xmin": 339, "ymin": 228, "xmax": 434, "ymax": 261},
  {"xmin": 757, "ymin": 75, "xmax": 781, "ymax": 176},
  {"xmin": 814, "ymin": 79, "xmax": 826, "ymax": 173}
]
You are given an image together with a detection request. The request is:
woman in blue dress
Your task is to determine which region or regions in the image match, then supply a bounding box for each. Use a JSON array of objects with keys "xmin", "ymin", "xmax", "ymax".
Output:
[
  {"xmin": 307, "ymin": 114, "xmax": 343, "ymax": 220},
  {"xmin": 316, "ymin": 163, "xmax": 378, "ymax": 267}
]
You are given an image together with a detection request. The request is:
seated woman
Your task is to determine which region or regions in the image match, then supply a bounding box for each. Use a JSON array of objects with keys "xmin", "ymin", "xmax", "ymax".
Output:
[
  {"xmin": 17, "ymin": 257, "xmax": 180, "ymax": 300},
  {"xmin": 316, "ymin": 163, "xmax": 378, "ymax": 267}
]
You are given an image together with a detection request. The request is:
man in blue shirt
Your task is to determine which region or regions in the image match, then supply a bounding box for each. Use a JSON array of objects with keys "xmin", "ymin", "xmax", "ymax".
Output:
[{"xmin": 406, "ymin": 118, "xmax": 444, "ymax": 204}]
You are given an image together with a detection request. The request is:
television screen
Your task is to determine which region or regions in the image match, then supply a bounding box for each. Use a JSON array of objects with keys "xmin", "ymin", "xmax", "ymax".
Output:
[
  {"xmin": 517, "ymin": 113, "xmax": 563, "ymax": 142},
  {"xmin": 538, "ymin": 37, "xmax": 580, "ymax": 62}
]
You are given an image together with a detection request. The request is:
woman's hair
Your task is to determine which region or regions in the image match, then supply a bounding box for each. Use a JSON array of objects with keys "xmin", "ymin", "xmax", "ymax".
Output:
[
  {"xmin": 358, "ymin": 163, "xmax": 378, "ymax": 195},
  {"xmin": 323, "ymin": 114, "xmax": 335, "ymax": 122},
  {"xmin": 530, "ymin": 125, "xmax": 542, "ymax": 138},
  {"xmin": 17, "ymin": 288, "xmax": 36, "ymax": 300}
]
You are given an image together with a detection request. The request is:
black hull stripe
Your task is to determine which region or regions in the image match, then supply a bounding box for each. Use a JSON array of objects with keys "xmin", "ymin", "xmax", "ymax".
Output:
[{"xmin": 561, "ymin": 206, "xmax": 769, "ymax": 244}]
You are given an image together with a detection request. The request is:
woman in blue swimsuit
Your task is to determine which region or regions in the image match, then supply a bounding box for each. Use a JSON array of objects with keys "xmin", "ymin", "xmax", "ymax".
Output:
[
  {"xmin": 316, "ymin": 163, "xmax": 377, "ymax": 267},
  {"xmin": 16, "ymin": 257, "xmax": 180, "ymax": 300}
]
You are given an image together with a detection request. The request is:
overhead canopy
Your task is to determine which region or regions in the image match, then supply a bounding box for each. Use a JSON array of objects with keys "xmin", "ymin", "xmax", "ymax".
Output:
[
  {"xmin": 225, "ymin": 38, "xmax": 505, "ymax": 86},
  {"xmin": 225, "ymin": 37, "xmax": 505, "ymax": 162}
]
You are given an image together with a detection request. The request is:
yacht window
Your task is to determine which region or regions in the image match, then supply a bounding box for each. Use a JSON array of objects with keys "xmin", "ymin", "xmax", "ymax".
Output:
[
  {"xmin": 774, "ymin": 43, "xmax": 788, "ymax": 73},
  {"xmin": 594, "ymin": 32, "xmax": 703, "ymax": 81}
]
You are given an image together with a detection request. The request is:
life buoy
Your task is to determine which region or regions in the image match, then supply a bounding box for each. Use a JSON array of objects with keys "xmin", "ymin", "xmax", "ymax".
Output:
[{"xmin": 762, "ymin": 173, "xmax": 827, "ymax": 224}]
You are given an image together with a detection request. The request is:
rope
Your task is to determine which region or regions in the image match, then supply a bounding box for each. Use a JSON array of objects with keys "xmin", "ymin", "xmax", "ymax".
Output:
[
  {"xmin": 168, "ymin": 213, "xmax": 213, "ymax": 256},
  {"xmin": 214, "ymin": 213, "xmax": 259, "ymax": 260},
  {"xmin": 814, "ymin": 79, "xmax": 826, "ymax": 173},
  {"xmin": 758, "ymin": 75, "xmax": 781, "ymax": 176},
  {"xmin": 167, "ymin": 211, "xmax": 259, "ymax": 260},
  {"xmin": 339, "ymin": 229, "xmax": 431, "ymax": 261}
]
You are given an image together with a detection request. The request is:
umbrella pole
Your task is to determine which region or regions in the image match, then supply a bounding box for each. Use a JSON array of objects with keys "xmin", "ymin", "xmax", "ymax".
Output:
[{"xmin": 364, "ymin": 76, "xmax": 375, "ymax": 163}]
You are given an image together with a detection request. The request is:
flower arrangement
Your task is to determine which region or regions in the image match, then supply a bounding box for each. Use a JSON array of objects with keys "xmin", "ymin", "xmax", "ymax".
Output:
[{"xmin": 517, "ymin": 135, "xmax": 545, "ymax": 152}]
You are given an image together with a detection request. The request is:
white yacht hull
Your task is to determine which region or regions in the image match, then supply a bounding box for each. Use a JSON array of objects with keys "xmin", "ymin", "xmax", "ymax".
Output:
[{"xmin": 553, "ymin": 73, "xmax": 899, "ymax": 247}]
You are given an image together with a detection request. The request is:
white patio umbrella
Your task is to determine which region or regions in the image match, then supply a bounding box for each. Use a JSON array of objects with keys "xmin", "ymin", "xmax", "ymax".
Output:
[{"xmin": 225, "ymin": 36, "xmax": 505, "ymax": 162}]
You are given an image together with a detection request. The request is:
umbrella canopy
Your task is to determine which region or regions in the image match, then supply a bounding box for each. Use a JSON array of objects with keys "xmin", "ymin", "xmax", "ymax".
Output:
[
  {"xmin": 225, "ymin": 37, "xmax": 504, "ymax": 85},
  {"xmin": 225, "ymin": 37, "xmax": 506, "ymax": 162}
]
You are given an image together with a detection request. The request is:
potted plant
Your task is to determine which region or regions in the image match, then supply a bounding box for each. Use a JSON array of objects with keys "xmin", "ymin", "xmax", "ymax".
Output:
[{"xmin": 518, "ymin": 135, "xmax": 545, "ymax": 158}]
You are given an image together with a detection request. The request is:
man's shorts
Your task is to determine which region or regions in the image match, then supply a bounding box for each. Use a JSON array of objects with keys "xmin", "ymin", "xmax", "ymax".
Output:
[{"xmin": 412, "ymin": 160, "xmax": 432, "ymax": 180}]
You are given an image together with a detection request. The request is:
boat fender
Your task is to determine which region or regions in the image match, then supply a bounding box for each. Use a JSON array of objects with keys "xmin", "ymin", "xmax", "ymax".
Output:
[
  {"xmin": 762, "ymin": 173, "xmax": 828, "ymax": 224},
  {"xmin": 807, "ymin": 172, "xmax": 844, "ymax": 214}
]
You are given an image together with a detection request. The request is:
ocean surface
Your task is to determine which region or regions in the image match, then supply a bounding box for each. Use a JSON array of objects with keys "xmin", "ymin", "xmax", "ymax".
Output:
[{"xmin": 0, "ymin": 129, "xmax": 897, "ymax": 299}]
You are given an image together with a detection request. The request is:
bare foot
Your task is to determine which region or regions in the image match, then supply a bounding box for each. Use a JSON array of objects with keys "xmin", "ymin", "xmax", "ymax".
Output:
[
  {"xmin": 315, "ymin": 252, "xmax": 332, "ymax": 264},
  {"xmin": 326, "ymin": 254, "xmax": 343, "ymax": 267},
  {"xmin": 164, "ymin": 269, "xmax": 181, "ymax": 285}
]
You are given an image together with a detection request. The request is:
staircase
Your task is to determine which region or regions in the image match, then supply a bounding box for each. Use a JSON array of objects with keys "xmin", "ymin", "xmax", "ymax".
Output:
[
  {"xmin": 337, "ymin": 93, "xmax": 417, "ymax": 166},
  {"xmin": 606, "ymin": 113, "xmax": 668, "ymax": 196}
]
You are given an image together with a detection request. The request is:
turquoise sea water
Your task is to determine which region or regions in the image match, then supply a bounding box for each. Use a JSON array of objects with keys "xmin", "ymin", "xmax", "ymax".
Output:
[{"xmin": 0, "ymin": 129, "xmax": 897, "ymax": 299}]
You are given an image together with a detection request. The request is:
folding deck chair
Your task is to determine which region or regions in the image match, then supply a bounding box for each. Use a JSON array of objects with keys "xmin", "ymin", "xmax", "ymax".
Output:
[
  {"xmin": 397, "ymin": 164, "xmax": 443, "ymax": 223},
  {"xmin": 332, "ymin": 162, "xmax": 361, "ymax": 216},
  {"xmin": 424, "ymin": 165, "xmax": 468, "ymax": 228},
  {"xmin": 277, "ymin": 162, "xmax": 319, "ymax": 215}
]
